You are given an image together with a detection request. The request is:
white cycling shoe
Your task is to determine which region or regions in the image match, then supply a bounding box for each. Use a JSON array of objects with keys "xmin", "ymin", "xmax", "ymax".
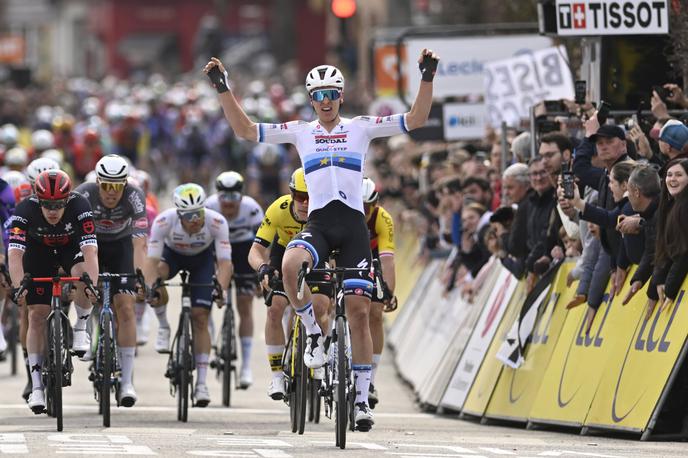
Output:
[
  {"xmin": 312, "ymin": 366, "xmax": 325, "ymax": 380},
  {"xmin": 239, "ymin": 367, "xmax": 253, "ymax": 389},
  {"xmin": 267, "ymin": 376, "xmax": 285, "ymax": 400},
  {"xmin": 72, "ymin": 329, "xmax": 90, "ymax": 357},
  {"xmin": 304, "ymin": 333, "xmax": 326, "ymax": 368},
  {"xmin": 354, "ymin": 402, "xmax": 374, "ymax": 431},
  {"xmin": 194, "ymin": 383, "xmax": 210, "ymax": 407},
  {"xmin": 28, "ymin": 389, "xmax": 45, "ymax": 414},
  {"xmin": 155, "ymin": 327, "xmax": 171, "ymax": 354},
  {"xmin": 136, "ymin": 320, "xmax": 149, "ymax": 346},
  {"xmin": 119, "ymin": 383, "xmax": 137, "ymax": 407}
]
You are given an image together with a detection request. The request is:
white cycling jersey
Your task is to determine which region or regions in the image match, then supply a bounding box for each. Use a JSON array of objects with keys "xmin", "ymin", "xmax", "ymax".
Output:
[
  {"xmin": 148, "ymin": 208, "xmax": 232, "ymax": 260},
  {"xmin": 205, "ymin": 194, "xmax": 264, "ymax": 244},
  {"xmin": 257, "ymin": 114, "xmax": 408, "ymax": 214}
]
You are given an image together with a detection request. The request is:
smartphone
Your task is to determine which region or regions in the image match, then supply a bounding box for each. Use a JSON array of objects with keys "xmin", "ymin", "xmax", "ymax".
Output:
[
  {"xmin": 574, "ymin": 80, "xmax": 586, "ymax": 105},
  {"xmin": 561, "ymin": 161, "xmax": 575, "ymax": 199},
  {"xmin": 652, "ymin": 85, "xmax": 671, "ymax": 104},
  {"xmin": 597, "ymin": 100, "xmax": 611, "ymax": 125},
  {"xmin": 544, "ymin": 100, "xmax": 566, "ymax": 113}
]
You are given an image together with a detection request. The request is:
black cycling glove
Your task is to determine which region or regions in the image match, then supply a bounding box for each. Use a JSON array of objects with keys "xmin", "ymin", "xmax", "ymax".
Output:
[
  {"xmin": 207, "ymin": 66, "xmax": 230, "ymax": 94},
  {"xmin": 258, "ymin": 263, "xmax": 275, "ymax": 282},
  {"xmin": 419, "ymin": 53, "xmax": 439, "ymax": 82}
]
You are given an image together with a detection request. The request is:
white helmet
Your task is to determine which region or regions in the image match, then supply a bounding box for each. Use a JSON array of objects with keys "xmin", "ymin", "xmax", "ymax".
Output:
[
  {"xmin": 31, "ymin": 129, "xmax": 55, "ymax": 151},
  {"xmin": 40, "ymin": 149, "xmax": 64, "ymax": 166},
  {"xmin": 26, "ymin": 157, "xmax": 60, "ymax": 184},
  {"xmin": 95, "ymin": 154, "xmax": 129, "ymax": 181},
  {"xmin": 362, "ymin": 177, "xmax": 379, "ymax": 204},
  {"xmin": 1, "ymin": 124, "xmax": 19, "ymax": 146},
  {"xmin": 305, "ymin": 65, "xmax": 344, "ymax": 93},
  {"xmin": 215, "ymin": 171, "xmax": 244, "ymax": 193},
  {"xmin": 4, "ymin": 147, "xmax": 28, "ymax": 167},
  {"xmin": 2, "ymin": 170, "xmax": 29, "ymax": 189},
  {"xmin": 173, "ymin": 183, "xmax": 206, "ymax": 211},
  {"xmin": 84, "ymin": 170, "xmax": 97, "ymax": 183},
  {"xmin": 133, "ymin": 169, "xmax": 152, "ymax": 193}
]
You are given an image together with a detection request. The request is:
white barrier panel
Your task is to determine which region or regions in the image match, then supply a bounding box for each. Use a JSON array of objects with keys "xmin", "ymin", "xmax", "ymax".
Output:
[
  {"xmin": 418, "ymin": 258, "xmax": 503, "ymax": 408},
  {"xmin": 440, "ymin": 266, "xmax": 518, "ymax": 411}
]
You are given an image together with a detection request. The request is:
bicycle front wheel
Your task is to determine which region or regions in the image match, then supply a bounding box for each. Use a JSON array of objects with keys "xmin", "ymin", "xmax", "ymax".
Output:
[
  {"xmin": 101, "ymin": 313, "xmax": 112, "ymax": 427},
  {"xmin": 177, "ymin": 313, "xmax": 192, "ymax": 422},
  {"xmin": 50, "ymin": 312, "xmax": 64, "ymax": 432},
  {"xmin": 295, "ymin": 322, "xmax": 308, "ymax": 434},
  {"xmin": 335, "ymin": 316, "xmax": 348, "ymax": 449},
  {"xmin": 222, "ymin": 308, "xmax": 235, "ymax": 407}
]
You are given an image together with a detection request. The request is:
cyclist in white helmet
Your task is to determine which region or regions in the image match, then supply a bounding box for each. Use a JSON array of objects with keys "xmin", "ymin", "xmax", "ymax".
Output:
[
  {"xmin": 204, "ymin": 47, "xmax": 438, "ymax": 430},
  {"xmin": 26, "ymin": 158, "xmax": 60, "ymax": 189},
  {"xmin": 144, "ymin": 183, "xmax": 233, "ymax": 407}
]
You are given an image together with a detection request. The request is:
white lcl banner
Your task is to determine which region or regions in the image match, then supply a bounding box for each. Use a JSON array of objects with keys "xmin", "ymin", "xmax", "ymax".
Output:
[{"xmin": 483, "ymin": 45, "xmax": 575, "ymax": 128}]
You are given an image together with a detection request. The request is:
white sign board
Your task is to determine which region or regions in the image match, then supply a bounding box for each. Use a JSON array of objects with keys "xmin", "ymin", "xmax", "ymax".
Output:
[
  {"xmin": 405, "ymin": 35, "xmax": 553, "ymax": 99},
  {"xmin": 443, "ymin": 103, "xmax": 488, "ymax": 140},
  {"xmin": 555, "ymin": 0, "xmax": 669, "ymax": 35},
  {"xmin": 483, "ymin": 46, "xmax": 575, "ymax": 128},
  {"xmin": 440, "ymin": 267, "xmax": 518, "ymax": 411}
]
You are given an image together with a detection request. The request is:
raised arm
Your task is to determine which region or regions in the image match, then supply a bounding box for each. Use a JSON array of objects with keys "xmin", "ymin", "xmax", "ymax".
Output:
[
  {"xmin": 405, "ymin": 49, "xmax": 439, "ymax": 131},
  {"xmin": 203, "ymin": 57, "xmax": 258, "ymax": 142}
]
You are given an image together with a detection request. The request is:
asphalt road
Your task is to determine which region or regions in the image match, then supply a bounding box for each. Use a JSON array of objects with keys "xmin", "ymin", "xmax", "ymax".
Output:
[{"xmin": 1, "ymin": 296, "xmax": 687, "ymax": 457}]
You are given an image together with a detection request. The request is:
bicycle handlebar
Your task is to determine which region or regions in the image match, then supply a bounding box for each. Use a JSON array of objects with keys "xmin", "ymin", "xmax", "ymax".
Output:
[{"xmin": 295, "ymin": 260, "xmax": 385, "ymax": 301}]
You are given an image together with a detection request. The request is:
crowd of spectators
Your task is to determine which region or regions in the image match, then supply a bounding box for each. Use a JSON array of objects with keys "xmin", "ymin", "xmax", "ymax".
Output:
[{"xmin": 370, "ymin": 84, "xmax": 688, "ymax": 331}]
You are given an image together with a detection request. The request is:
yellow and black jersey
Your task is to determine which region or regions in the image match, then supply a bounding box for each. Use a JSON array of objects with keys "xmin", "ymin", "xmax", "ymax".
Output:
[
  {"xmin": 367, "ymin": 205, "xmax": 395, "ymax": 257},
  {"xmin": 254, "ymin": 194, "xmax": 306, "ymax": 249}
]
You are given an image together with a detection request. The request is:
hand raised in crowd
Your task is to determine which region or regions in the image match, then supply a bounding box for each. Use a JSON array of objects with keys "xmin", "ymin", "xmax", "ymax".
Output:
[
  {"xmin": 583, "ymin": 110, "xmax": 601, "ymax": 137},
  {"xmin": 557, "ymin": 180, "xmax": 584, "ymax": 213},
  {"xmin": 623, "ymin": 280, "xmax": 643, "ymax": 305},
  {"xmin": 645, "ymin": 298, "xmax": 658, "ymax": 321},
  {"xmin": 657, "ymin": 284, "xmax": 665, "ymax": 305},
  {"xmin": 663, "ymin": 83, "xmax": 688, "ymax": 108},
  {"xmin": 612, "ymin": 267, "xmax": 628, "ymax": 301},
  {"xmin": 627, "ymin": 125, "xmax": 652, "ymax": 159},
  {"xmin": 651, "ymin": 90, "xmax": 669, "ymax": 120},
  {"xmin": 550, "ymin": 245, "xmax": 565, "ymax": 262},
  {"xmin": 616, "ymin": 214, "xmax": 642, "ymax": 235}
]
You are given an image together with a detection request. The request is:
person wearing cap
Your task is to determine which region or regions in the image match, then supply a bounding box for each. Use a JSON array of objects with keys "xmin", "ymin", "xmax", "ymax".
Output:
[
  {"xmin": 658, "ymin": 120, "xmax": 688, "ymax": 171},
  {"xmin": 572, "ymin": 113, "xmax": 630, "ymax": 299}
]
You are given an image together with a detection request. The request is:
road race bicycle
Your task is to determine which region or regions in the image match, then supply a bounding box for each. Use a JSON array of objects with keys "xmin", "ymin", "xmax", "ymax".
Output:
[
  {"xmin": 151, "ymin": 271, "xmax": 222, "ymax": 422},
  {"xmin": 210, "ymin": 278, "xmax": 239, "ymax": 407},
  {"xmin": 296, "ymin": 259, "xmax": 384, "ymax": 449},
  {"xmin": 89, "ymin": 270, "xmax": 145, "ymax": 427},
  {"xmin": 16, "ymin": 273, "xmax": 97, "ymax": 432}
]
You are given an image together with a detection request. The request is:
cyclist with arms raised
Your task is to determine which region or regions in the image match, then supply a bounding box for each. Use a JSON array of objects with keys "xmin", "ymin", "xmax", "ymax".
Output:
[
  {"xmin": 8, "ymin": 170, "xmax": 99, "ymax": 413},
  {"xmin": 205, "ymin": 171, "xmax": 264, "ymax": 389},
  {"xmin": 75, "ymin": 154, "xmax": 148, "ymax": 406},
  {"xmin": 204, "ymin": 48, "xmax": 438, "ymax": 429},
  {"xmin": 247, "ymin": 167, "xmax": 331, "ymax": 400},
  {"xmin": 144, "ymin": 184, "xmax": 233, "ymax": 407}
]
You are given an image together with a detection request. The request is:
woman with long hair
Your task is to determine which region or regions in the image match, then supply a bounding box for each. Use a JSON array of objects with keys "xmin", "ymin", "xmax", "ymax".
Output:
[{"xmin": 654, "ymin": 158, "xmax": 688, "ymax": 312}]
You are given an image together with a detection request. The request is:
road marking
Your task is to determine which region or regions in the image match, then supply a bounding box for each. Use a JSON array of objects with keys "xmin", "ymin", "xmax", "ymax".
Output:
[
  {"xmin": 188, "ymin": 452, "xmax": 255, "ymax": 457},
  {"xmin": 254, "ymin": 449, "xmax": 293, "ymax": 458},
  {"xmin": 397, "ymin": 444, "xmax": 478, "ymax": 454},
  {"xmin": 46, "ymin": 434, "xmax": 155, "ymax": 455},
  {"xmin": 385, "ymin": 454, "xmax": 486, "ymax": 458},
  {"xmin": 479, "ymin": 448, "xmax": 517, "ymax": 455},
  {"xmin": 0, "ymin": 433, "xmax": 28, "ymax": 454},
  {"xmin": 310, "ymin": 440, "xmax": 387, "ymax": 450},
  {"xmin": 207, "ymin": 438, "xmax": 292, "ymax": 447},
  {"xmin": 538, "ymin": 452, "xmax": 624, "ymax": 458}
]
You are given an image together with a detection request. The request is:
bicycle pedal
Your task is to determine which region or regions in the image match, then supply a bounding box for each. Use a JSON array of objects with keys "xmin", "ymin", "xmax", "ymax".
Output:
[
  {"xmin": 31, "ymin": 406, "xmax": 46, "ymax": 415},
  {"xmin": 356, "ymin": 424, "xmax": 372, "ymax": 432}
]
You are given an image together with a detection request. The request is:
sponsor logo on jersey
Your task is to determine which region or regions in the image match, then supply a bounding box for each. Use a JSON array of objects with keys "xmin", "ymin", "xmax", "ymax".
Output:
[
  {"xmin": 128, "ymin": 191, "xmax": 145, "ymax": 213},
  {"xmin": 10, "ymin": 227, "xmax": 25, "ymax": 236},
  {"xmin": 134, "ymin": 217, "xmax": 148, "ymax": 229},
  {"xmin": 315, "ymin": 134, "xmax": 347, "ymax": 144},
  {"xmin": 43, "ymin": 234, "xmax": 69, "ymax": 246},
  {"xmin": 10, "ymin": 215, "xmax": 28, "ymax": 224},
  {"xmin": 64, "ymin": 222, "xmax": 72, "ymax": 231},
  {"xmin": 77, "ymin": 211, "xmax": 93, "ymax": 221},
  {"xmin": 82, "ymin": 220, "xmax": 95, "ymax": 234}
]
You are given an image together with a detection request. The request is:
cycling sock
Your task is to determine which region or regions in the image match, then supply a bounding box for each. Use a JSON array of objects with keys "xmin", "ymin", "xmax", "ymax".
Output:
[
  {"xmin": 0, "ymin": 322, "xmax": 5, "ymax": 351},
  {"xmin": 295, "ymin": 302, "xmax": 321, "ymax": 336},
  {"xmin": 266, "ymin": 344, "xmax": 283, "ymax": 374},
  {"xmin": 208, "ymin": 315, "xmax": 216, "ymax": 341},
  {"xmin": 353, "ymin": 364, "xmax": 372, "ymax": 405},
  {"xmin": 134, "ymin": 301, "xmax": 146, "ymax": 322},
  {"xmin": 240, "ymin": 337, "xmax": 252, "ymax": 368},
  {"xmin": 119, "ymin": 347, "xmax": 136, "ymax": 386},
  {"xmin": 73, "ymin": 305, "xmax": 92, "ymax": 331},
  {"xmin": 195, "ymin": 353, "xmax": 209, "ymax": 386},
  {"xmin": 371, "ymin": 354, "xmax": 382, "ymax": 385},
  {"xmin": 28, "ymin": 353, "xmax": 44, "ymax": 390},
  {"xmin": 24, "ymin": 348, "xmax": 31, "ymax": 382},
  {"xmin": 154, "ymin": 305, "xmax": 170, "ymax": 329}
]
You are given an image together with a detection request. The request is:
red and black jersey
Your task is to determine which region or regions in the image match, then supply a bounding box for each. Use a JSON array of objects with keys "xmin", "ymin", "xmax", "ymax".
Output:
[{"xmin": 7, "ymin": 193, "xmax": 98, "ymax": 251}]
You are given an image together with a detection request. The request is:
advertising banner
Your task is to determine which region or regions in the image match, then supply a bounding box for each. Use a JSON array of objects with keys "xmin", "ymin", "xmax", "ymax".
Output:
[
  {"xmin": 443, "ymin": 103, "xmax": 488, "ymax": 140},
  {"xmin": 555, "ymin": 0, "xmax": 669, "ymax": 36},
  {"xmin": 485, "ymin": 263, "xmax": 576, "ymax": 422},
  {"xmin": 440, "ymin": 267, "xmax": 519, "ymax": 411}
]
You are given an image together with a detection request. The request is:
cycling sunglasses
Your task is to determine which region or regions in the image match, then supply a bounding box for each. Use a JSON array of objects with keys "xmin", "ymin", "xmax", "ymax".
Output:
[
  {"xmin": 291, "ymin": 191, "xmax": 309, "ymax": 203},
  {"xmin": 218, "ymin": 191, "xmax": 242, "ymax": 202},
  {"xmin": 311, "ymin": 89, "xmax": 341, "ymax": 102},
  {"xmin": 40, "ymin": 198, "xmax": 69, "ymax": 210},
  {"xmin": 99, "ymin": 181, "xmax": 126, "ymax": 193},
  {"xmin": 177, "ymin": 208, "xmax": 205, "ymax": 222}
]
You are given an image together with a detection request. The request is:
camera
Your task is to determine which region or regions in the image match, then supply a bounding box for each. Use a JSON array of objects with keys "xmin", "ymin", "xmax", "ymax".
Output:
[
  {"xmin": 596, "ymin": 100, "xmax": 611, "ymax": 125},
  {"xmin": 652, "ymin": 85, "xmax": 672, "ymax": 104},
  {"xmin": 561, "ymin": 161, "xmax": 575, "ymax": 199}
]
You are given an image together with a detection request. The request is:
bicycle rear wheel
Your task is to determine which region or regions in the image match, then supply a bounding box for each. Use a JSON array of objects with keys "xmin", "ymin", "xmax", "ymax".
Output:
[
  {"xmin": 295, "ymin": 322, "xmax": 308, "ymax": 435},
  {"xmin": 8, "ymin": 304, "xmax": 19, "ymax": 375},
  {"xmin": 222, "ymin": 308, "xmax": 235, "ymax": 407},
  {"xmin": 309, "ymin": 377, "xmax": 322, "ymax": 424},
  {"xmin": 177, "ymin": 313, "xmax": 191, "ymax": 422},
  {"xmin": 50, "ymin": 312, "xmax": 64, "ymax": 432},
  {"xmin": 101, "ymin": 313, "xmax": 112, "ymax": 427},
  {"xmin": 335, "ymin": 316, "xmax": 348, "ymax": 449}
]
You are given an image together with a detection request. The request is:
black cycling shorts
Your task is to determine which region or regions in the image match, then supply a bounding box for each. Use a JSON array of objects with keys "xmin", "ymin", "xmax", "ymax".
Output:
[
  {"xmin": 264, "ymin": 244, "xmax": 333, "ymax": 305},
  {"xmin": 98, "ymin": 237, "xmax": 136, "ymax": 296},
  {"xmin": 22, "ymin": 240, "xmax": 84, "ymax": 306},
  {"xmin": 161, "ymin": 245, "xmax": 214, "ymax": 309},
  {"xmin": 286, "ymin": 201, "xmax": 373, "ymax": 299},
  {"xmin": 232, "ymin": 240, "xmax": 259, "ymax": 297}
]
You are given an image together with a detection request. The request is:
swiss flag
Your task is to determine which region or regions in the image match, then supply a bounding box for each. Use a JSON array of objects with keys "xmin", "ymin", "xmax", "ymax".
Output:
[{"xmin": 573, "ymin": 3, "xmax": 586, "ymax": 28}]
